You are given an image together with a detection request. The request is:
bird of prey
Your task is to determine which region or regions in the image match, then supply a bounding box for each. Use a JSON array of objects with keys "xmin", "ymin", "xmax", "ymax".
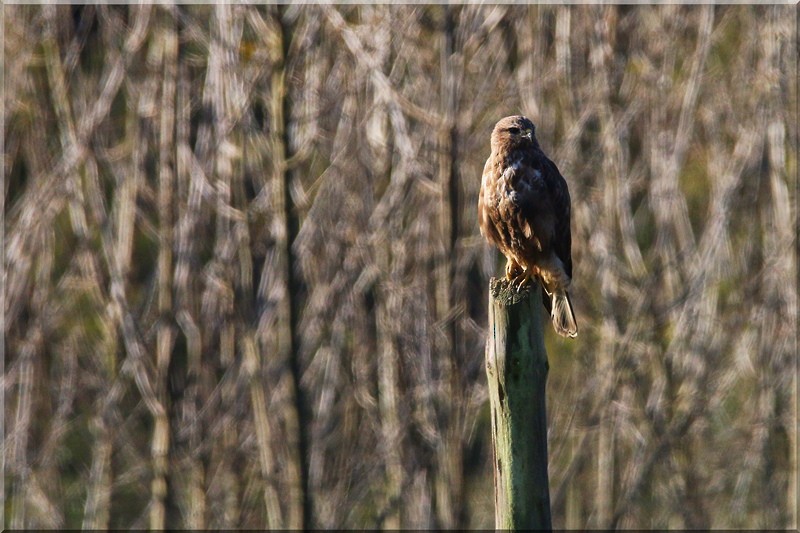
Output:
[{"xmin": 478, "ymin": 115, "xmax": 578, "ymax": 338}]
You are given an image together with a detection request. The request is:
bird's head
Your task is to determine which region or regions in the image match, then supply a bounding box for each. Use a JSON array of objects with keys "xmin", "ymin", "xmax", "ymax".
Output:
[{"xmin": 490, "ymin": 115, "xmax": 539, "ymax": 152}]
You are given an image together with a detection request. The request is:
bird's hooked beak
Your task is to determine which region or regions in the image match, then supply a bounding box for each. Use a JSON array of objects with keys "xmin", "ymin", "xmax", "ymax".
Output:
[{"xmin": 524, "ymin": 129, "xmax": 533, "ymax": 141}]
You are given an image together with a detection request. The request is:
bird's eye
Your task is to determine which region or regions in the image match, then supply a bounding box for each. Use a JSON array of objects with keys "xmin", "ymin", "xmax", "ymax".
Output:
[{"xmin": 507, "ymin": 127, "xmax": 520, "ymax": 135}]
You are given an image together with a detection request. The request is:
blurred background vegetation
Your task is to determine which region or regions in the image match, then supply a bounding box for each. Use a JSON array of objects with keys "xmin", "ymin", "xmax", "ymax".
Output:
[{"xmin": 3, "ymin": 4, "xmax": 797, "ymax": 529}]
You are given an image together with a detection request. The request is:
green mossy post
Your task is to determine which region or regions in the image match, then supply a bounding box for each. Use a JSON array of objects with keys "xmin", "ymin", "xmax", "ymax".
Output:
[{"xmin": 485, "ymin": 278, "xmax": 552, "ymax": 530}]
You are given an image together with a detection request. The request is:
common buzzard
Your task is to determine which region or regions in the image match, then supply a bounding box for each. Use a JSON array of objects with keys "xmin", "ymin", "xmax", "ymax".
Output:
[{"xmin": 478, "ymin": 115, "xmax": 578, "ymax": 338}]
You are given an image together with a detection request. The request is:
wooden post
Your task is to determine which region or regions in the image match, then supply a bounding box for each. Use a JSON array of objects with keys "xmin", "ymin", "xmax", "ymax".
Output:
[{"xmin": 485, "ymin": 278, "xmax": 552, "ymax": 530}]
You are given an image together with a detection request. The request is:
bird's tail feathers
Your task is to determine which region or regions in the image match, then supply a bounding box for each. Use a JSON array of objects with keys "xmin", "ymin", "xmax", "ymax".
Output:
[{"xmin": 551, "ymin": 290, "xmax": 578, "ymax": 338}]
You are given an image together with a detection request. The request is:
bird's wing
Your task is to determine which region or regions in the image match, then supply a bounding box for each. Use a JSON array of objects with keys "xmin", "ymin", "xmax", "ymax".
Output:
[
  {"xmin": 541, "ymin": 156, "xmax": 573, "ymax": 279},
  {"xmin": 478, "ymin": 157, "xmax": 503, "ymax": 247}
]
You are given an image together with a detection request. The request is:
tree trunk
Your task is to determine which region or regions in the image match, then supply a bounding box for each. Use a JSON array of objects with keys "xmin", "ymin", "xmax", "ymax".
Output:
[
  {"xmin": 269, "ymin": 6, "xmax": 309, "ymax": 529},
  {"xmin": 434, "ymin": 6, "xmax": 464, "ymax": 529}
]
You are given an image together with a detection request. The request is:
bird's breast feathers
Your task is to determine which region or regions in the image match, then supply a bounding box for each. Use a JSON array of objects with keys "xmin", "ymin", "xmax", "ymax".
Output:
[{"xmin": 496, "ymin": 157, "xmax": 544, "ymax": 207}]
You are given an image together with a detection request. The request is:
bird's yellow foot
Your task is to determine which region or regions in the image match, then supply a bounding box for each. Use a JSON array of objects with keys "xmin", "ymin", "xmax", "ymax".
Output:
[
  {"xmin": 514, "ymin": 269, "xmax": 534, "ymax": 292},
  {"xmin": 505, "ymin": 258, "xmax": 522, "ymax": 282}
]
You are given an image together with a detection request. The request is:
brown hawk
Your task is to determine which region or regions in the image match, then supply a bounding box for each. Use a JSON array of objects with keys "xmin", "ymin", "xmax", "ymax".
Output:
[{"xmin": 478, "ymin": 115, "xmax": 578, "ymax": 338}]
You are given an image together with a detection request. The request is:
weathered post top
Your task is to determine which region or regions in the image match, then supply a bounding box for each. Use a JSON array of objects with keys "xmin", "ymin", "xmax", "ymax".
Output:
[{"xmin": 485, "ymin": 277, "xmax": 552, "ymax": 530}]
